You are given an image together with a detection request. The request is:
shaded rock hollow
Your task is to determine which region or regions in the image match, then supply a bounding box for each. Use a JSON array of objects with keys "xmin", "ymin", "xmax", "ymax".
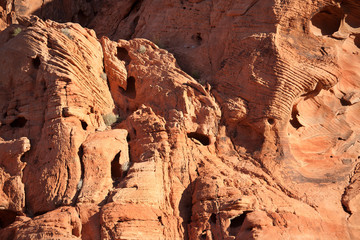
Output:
[{"xmin": 0, "ymin": 0, "xmax": 360, "ymax": 239}]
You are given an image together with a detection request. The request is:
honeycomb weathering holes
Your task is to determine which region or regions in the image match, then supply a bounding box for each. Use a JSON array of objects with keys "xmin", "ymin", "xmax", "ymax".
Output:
[{"xmin": 310, "ymin": 6, "xmax": 343, "ymax": 36}]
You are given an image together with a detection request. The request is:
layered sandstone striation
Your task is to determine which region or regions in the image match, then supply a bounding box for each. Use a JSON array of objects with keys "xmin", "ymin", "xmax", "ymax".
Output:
[{"xmin": 0, "ymin": 0, "xmax": 360, "ymax": 239}]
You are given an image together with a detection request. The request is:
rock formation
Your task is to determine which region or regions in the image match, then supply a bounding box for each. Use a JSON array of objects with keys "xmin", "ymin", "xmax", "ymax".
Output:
[{"xmin": 0, "ymin": 0, "xmax": 360, "ymax": 239}]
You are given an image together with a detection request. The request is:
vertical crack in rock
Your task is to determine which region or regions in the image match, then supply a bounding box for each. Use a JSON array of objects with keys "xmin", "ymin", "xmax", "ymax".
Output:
[
  {"xmin": 72, "ymin": 145, "xmax": 84, "ymax": 206},
  {"xmin": 111, "ymin": 152, "xmax": 122, "ymax": 187},
  {"xmin": 123, "ymin": 76, "xmax": 136, "ymax": 99}
]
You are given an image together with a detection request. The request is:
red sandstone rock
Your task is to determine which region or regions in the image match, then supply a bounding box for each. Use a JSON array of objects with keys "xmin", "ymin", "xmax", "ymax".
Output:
[
  {"xmin": 78, "ymin": 129, "xmax": 129, "ymax": 205},
  {"xmin": 0, "ymin": 0, "xmax": 360, "ymax": 239},
  {"xmin": 0, "ymin": 207, "xmax": 81, "ymax": 239},
  {"xmin": 0, "ymin": 137, "xmax": 29, "ymax": 216}
]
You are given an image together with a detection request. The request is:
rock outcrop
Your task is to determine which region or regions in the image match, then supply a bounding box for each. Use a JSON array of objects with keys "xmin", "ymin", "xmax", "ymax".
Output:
[{"xmin": 0, "ymin": 0, "xmax": 360, "ymax": 239}]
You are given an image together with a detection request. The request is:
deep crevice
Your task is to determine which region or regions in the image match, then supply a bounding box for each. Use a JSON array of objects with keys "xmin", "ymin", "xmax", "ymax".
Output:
[
  {"xmin": 187, "ymin": 132, "xmax": 210, "ymax": 146},
  {"xmin": 10, "ymin": 117, "xmax": 27, "ymax": 128},
  {"xmin": 111, "ymin": 152, "xmax": 122, "ymax": 186},
  {"xmin": 210, "ymin": 213, "xmax": 217, "ymax": 224},
  {"xmin": 341, "ymin": 197, "xmax": 351, "ymax": 214},
  {"xmin": 123, "ymin": 76, "xmax": 136, "ymax": 99}
]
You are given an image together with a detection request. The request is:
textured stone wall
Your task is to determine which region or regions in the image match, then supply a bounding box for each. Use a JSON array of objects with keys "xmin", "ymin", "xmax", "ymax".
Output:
[{"xmin": 0, "ymin": 0, "xmax": 359, "ymax": 239}]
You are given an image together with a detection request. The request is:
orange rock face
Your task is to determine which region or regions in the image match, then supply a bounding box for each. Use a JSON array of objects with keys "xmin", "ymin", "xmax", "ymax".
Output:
[{"xmin": 0, "ymin": 0, "xmax": 360, "ymax": 239}]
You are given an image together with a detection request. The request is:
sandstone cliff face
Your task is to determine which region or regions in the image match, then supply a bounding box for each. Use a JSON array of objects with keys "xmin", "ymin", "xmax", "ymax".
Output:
[{"xmin": 0, "ymin": 0, "xmax": 359, "ymax": 239}]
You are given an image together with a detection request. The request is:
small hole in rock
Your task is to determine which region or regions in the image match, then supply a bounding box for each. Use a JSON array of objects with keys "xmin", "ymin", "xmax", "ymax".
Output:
[
  {"xmin": 210, "ymin": 213, "xmax": 217, "ymax": 224},
  {"xmin": 10, "ymin": 117, "xmax": 27, "ymax": 128},
  {"xmin": 340, "ymin": 97, "xmax": 351, "ymax": 106},
  {"xmin": 267, "ymin": 118, "xmax": 275, "ymax": 125},
  {"xmin": 187, "ymin": 132, "xmax": 210, "ymax": 146},
  {"xmin": 80, "ymin": 120, "xmax": 88, "ymax": 130},
  {"xmin": 158, "ymin": 216, "xmax": 164, "ymax": 225},
  {"xmin": 111, "ymin": 152, "xmax": 122, "ymax": 184},
  {"xmin": 32, "ymin": 56, "xmax": 41, "ymax": 69},
  {"xmin": 310, "ymin": 6, "xmax": 343, "ymax": 36},
  {"xmin": 230, "ymin": 211, "xmax": 252, "ymax": 229},
  {"xmin": 117, "ymin": 47, "xmax": 131, "ymax": 65}
]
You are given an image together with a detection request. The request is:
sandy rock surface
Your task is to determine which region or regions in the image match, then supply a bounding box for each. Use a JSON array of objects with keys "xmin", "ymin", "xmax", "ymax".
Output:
[{"xmin": 0, "ymin": 0, "xmax": 360, "ymax": 239}]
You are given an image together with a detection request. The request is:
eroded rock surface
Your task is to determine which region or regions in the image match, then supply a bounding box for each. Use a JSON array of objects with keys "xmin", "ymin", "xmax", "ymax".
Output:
[{"xmin": 0, "ymin": 0, "xmax": 360, "ymax": 239}]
